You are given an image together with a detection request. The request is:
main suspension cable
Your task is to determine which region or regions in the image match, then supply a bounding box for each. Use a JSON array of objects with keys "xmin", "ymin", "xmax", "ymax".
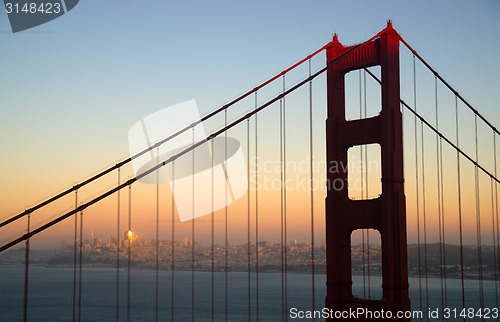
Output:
[
  {"xmin": 0, "ymin": 42, "xmax": 332, "ymax": 231},
  {"xmin": 363, "ymin": 68, "xmax": 499, "ymax": 184},
  {"xmin": 365, "ymin": 67, "xmax": 500, "ymax": 316},
  {"xmin": 399, "ymin": 35, "xmax": 499, "ymax": 136},
  {"xmin": 2, "ymin": 35, "xmax": 387, "ymax": 253},
  {"xmin": 0, "ymin": 46, "xmax": 332, "ymax": 228}
]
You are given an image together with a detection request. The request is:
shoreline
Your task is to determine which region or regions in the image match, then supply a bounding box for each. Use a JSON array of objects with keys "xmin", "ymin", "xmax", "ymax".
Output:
[{"xmin": 1, "ymin": 263, "xmax": 497, "ymax": 281}]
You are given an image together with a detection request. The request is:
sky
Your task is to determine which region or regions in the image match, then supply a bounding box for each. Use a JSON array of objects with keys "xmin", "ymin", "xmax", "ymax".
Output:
[{"xmin": 0, "ymin": 0, "xmax": 499, "ymax": 248}]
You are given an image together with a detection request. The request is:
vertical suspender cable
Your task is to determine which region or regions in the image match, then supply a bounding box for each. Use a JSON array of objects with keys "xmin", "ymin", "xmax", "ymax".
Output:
[
  {"xmin": 359, "ymin": 70, "xmax": 366, "ymax": 297},
  {"xmin": 171, "ymin": 162, "xmax": 175, "ymax": 322},
  {"xmin": 156, "ymin": 148, "xmax": 160, "ymax": 322},
  {"xmin": 191, "ymin": 128, "xmax": 196, "ymax": 322},
  {"xmin": 421, "ymin": 119, "xmax": 429, "ymax": 314},
  {"xmin": 418, "ymin": 64, "xmax": 428, "ymax": 313},
  {"xmin": 364, "ymin": 69, "xmax": 370, "ymax": 299},
  {"xmin": 224, "ymin": 109, "xmax": 229, "ymax": 322},
  {"xmin": 435, "ymin": 77, "xmax": 445, "ymax": 314},
  {"xmin": 455, "ymin": 96, "xmax": 466, "ymax": 315},
  {"xmin": 255, "ymin": 91, "xmax": 259, "ymax": 322},
  {"xmin": 283, "ymin": 74, "xmax": 288, "ymax": 322},
  {"xmin": 362, "ymin": 227, "xmax": 366, "ymax": 298},
  {"xmin": 127, "ymin": 185, "xmax": 131, "ymax": 322},
  {"xmin": 247, "ymin": 118, "xmax": 251, "ymax": 322},
  {"xmin": 280, "ymin": 95, "xmax": 285, "ymax": 322},
  {"xmin": 366, "ymin": 224, "xmax": 370, "ymax": 299},
  {"xmin": 74, "ymin": 190, "xmax": 78, "ymax": 322},
  {"xmin": 494, "ymin": 133, "xmax": 500, "ymax": 312},
  {"xmin": 23, "ymin": 214, "xmax": 30, "ymax": 322},
  {"xmin": 116, "ymin": 170, "xmax": 121, "ymax": 322},
  {"xmin": 363, "ymin": 69, "xmax": 371, "ymax": 298},
  {"xmin": 359, "ymin": 70, "xmax": 363, "ymax": 190},
  {"xmin": 363, "ymin": 69, "xmax": 368, "ymax": 196},
  {"xmin": 491, "ymin": 177, "xmax": 499, "ymax": 310},
  {"xmin": 474, "ymin": 115, "xmax": 485, "ymax": 315},
  {"xmin": 211, "ymin": 138, "xmax": 215, "ymax": 322},
  {"xmin": 78, "ymin": 208, "xmax": 83, "ymax": 322},
  {"xmin": 413, "ymin": 54, "xmax": 423, "ymax": 316},
  {"xmin": 309, "ymin": 59, "xmax": 316, "ymax": 319},
  {"xmin": 438, "ymin": 93, "xmax": 448, "ymax": 309}
]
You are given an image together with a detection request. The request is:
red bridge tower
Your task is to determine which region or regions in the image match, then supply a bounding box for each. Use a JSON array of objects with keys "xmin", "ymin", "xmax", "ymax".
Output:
[{"xmin": 325, "ymin": 21, "xmax": 411, "ymax": 321}]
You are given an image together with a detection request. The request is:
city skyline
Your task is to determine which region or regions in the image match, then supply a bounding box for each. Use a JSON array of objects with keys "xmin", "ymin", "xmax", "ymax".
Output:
[
  {"xmin": 0, "ymin": 1, "xmax": 499, "ymax": 248},
  {"xmin": 2, "ymin": 230, "xmax": 498, "ymax": 283}
]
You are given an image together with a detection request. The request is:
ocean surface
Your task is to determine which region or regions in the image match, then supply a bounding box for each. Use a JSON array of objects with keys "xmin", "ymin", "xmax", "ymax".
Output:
[{"xmin": 0, "ymin": 265, "xmax": 498, "ymax": 321}]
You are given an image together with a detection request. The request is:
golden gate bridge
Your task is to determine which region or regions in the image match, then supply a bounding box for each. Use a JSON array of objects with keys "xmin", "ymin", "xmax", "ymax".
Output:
[{"xmin": 0, "ymin": 21, "xmax": 499, "ymax": 321}]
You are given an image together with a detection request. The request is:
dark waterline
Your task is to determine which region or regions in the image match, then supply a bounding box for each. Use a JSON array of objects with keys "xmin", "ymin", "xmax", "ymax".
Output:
[{"xmin": 0, "ymin": 265, "xmax": 498, "ymax": 321}]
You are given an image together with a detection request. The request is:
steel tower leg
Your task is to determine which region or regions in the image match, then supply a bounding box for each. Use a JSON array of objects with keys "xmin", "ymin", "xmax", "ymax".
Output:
[{"xmin": 325, "ymin": 21, "xmax": 411, "ymax": 321}]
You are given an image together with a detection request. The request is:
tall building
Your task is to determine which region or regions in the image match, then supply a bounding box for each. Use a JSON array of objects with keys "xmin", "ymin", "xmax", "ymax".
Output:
[
  {"xmin": 124, "ymin": 230, "xmax": 134, "ymax": 246},
  {"xmin": 60, "ymin": 240, "xmax": 67, "ymax": 251}
]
